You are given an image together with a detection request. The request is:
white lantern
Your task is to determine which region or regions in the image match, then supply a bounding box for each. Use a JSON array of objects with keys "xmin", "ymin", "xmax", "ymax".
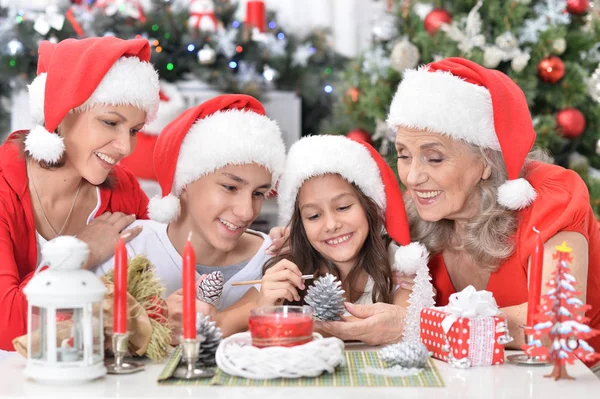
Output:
[{"xmin": 23, "ymin": 236, "xmax": 107, "ymax": 383}]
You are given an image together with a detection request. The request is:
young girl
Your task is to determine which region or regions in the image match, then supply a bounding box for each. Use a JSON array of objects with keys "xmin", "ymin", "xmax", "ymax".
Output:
[
  {"xmin": 260, "ymin": 135, "xmax": 427, "ymax": 333},
  {"xmin": 96, "ymin": 94, "xmax": 286, "ymax": 341},
  {"xmin": 0, "ymin": 37, "xmax": 160, "ymax": 351}
]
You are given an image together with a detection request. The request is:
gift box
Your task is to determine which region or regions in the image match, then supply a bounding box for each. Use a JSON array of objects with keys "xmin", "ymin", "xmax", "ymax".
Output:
[{"xmin": 419, "ymin": 286, "xmax": 512, "ymax": 368}]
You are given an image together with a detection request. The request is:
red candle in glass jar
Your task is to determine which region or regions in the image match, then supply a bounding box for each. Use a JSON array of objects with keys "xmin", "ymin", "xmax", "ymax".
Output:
[
  {"xmin": 527, "ymin": 227, "xmax": 544, "ymax": 327},
  {"xmin": 114, "ymin": 238, "xmax": 127, "ymax": 334},
  {"xmin": 182, "ymin": 232, "xmax": 196, "ymax": 340},
  {"xmin": 248, "ymin": 306, "xmax": 313, "ymax": 348},
  {"xmin": 246, "ymin": 0, "xmax": 266, "ymax": 32}
]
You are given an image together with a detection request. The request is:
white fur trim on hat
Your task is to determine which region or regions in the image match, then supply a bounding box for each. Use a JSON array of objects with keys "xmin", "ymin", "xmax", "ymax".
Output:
[
  {"xmin": 387, "ymin": 67, "xmax": 501, "ymax": 151},
  {"xmin": 277, "ymin": 135, "xmax": 385, "ymax": 226},
  {"xmin": 148, "ymin": 193, "xmax": 181, "ymax": 224},
  {"xmin": 497, "ymin": 178, "xmax": 537, "ymax": 210},
  {"xmin": 143, "ymin": 81, "xmax": 186, "ymax": 135},
  {"xmin": 392, "ymin": 242, "xmax": 429, "ymax": 275},
  {"xmin": 28, "ymin": 73, "xmax": 46, "ymax": 125},
  {"xmin": 28, "ymin": 57, "xmax": 160, "ymax": 125},
  {"xmin": 24, "ymin": 124, "xmax": 65, "ymax": 163},
  {"xmin": 172, "ymin": 109, "xmax": 286, "ymax": 196}
]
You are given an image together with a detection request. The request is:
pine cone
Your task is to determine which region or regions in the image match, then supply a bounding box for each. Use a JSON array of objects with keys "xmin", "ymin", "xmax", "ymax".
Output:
[
  {"xmin": 195, "ymin": 313, "xmax": 223, "ymax": 367},
  {"xmin": 304, "ymin": 273, "xmax": 346, "ymax": 321},
  {"xmin": 196, "ymin": 271, "xmax": 224, "ymax": 306},
  {"xmin": 380, "ymin": 341, "xmax": 429, "ymax": 369}
]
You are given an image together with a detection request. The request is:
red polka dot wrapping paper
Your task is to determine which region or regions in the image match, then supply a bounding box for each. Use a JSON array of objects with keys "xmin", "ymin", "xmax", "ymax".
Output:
[{"xmin": 420, "ymin": 308, "xmax": 505, "ymax": 367}]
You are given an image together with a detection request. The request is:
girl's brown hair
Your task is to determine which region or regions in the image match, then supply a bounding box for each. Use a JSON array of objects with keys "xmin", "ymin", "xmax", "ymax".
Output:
[{"xmin": 264, "ymin": 178, "xmax": 393, "ymax": 304}]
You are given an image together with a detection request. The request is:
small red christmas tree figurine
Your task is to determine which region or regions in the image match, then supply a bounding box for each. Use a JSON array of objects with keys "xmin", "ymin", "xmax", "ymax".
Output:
[{"xmin": 523, "ymin": 242, "xmax": 600, "ymax": 380}]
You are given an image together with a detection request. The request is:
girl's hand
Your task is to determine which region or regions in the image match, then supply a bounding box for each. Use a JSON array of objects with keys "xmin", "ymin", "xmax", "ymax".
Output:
[
  {"xmin": 78, "ymin": 212, "xmax": 142, "ymax": 269},
  {"xmin": 392, "ymin": 271, "xmax": 416, "ymax": 290},
  {"xmin": 266, "ymin": 226, "xmax": 290, "ymax": 255},
  {"xmin": 259, "ymin": 259, "xmax": 304, "ymax": 306}
]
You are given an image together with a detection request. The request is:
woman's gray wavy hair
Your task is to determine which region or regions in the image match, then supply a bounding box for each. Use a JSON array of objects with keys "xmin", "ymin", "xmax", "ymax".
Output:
[{"xmin": 404, "ymin": 143, "xmax": 551, "ymax": 271}]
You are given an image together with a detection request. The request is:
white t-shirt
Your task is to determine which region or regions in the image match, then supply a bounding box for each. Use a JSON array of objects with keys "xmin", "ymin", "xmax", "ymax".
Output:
[{"xmin": 95, "ymin": 220, "xmax": 272, "ymax": 310}]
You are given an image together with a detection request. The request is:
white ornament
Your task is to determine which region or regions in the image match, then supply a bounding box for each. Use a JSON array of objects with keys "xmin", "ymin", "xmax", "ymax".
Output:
[
  {"xmin": 372, "ymin": 118, "xmax": 396, "ymax": 154},
  {"xmin": 552, "ymin": 37, "xmax": 567, "ymax": 55},
  {"xmin": 291, "ymin": 42, "xmax": 315, "ymax": 68},
  {"xmin": 596, "ymin": 139, "xmax": 600, "ymax": 155},
  {"xmin": 589, "ymin": 64, "xmax": 600, "ymax": 103},
  {"xmin": 390, "ymin": 37, "xmax": 420, "ymax": 73},
  {"xmin": 214, "ymin": 28, "xmax": 238, "ymax": 59},
  {"xmin": 362, "ymin": 46, "xmax": 391, "ymax": 84},
  {"xmin": 252, "ymin": 28, "xmax": 287, "ymax": 57},
  {"xmin": 99, "ymin": 0, "xmax": 142, "ymax": 20},
  {"xmin": 197, "ymin": 44, "xmax": 216, "ymax": 65},
  {"xmin": 483, "ymin": 46, "xmax": 503, "ymax": 68},
  {"xmin": 413, "ymin": 2, "xmax": 434, "ymax": 20},
  {"xmin": 188, "ymin": 0, "xmax": 217, "ymax": 32},
  {"xmin": 262, "ymin": 65, "xmax": 279, "ymax": 88},
  {"xmin": 440, "ymin": 0, "xmax": 485, "ymax": 55},
  {"xmin": 511, "ymin": 51, "xmax": 531, "ymax": 73},
  {"xmin": 495, "ymin": 31, "xmax": 520, "ymax": 60},
  {"xmin": 33, "ymin": 5, "xmax": 65, "ymax": 36},
  {"xmin": 372, "ymin": 11, "xmax": 398, "ymax": 41}
]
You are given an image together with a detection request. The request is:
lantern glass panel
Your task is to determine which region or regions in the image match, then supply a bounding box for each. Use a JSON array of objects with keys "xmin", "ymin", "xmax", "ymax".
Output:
[
  {"xmin": 56, "ymin": 308, "xmax": 84, "ymax": 363},
  {"xmin": 92, "ymin": 304, "xmax": 103, "ymax": 362},
  {"xmin": 30, "ymin": 306, "xmax": 46, "ymax": 361}
]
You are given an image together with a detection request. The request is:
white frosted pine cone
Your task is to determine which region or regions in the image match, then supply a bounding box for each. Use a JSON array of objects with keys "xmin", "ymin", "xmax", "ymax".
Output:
[
  {"xmin": 196, "ymin": 271, "xmax": 224, "ymax": 306},
  {"xmin": 196, "ymin": 313, "xmax": 223, "ymax": 366},
  {"xmin": 305, "ymin": 274, "xmax": 346, "ymax": 321}
]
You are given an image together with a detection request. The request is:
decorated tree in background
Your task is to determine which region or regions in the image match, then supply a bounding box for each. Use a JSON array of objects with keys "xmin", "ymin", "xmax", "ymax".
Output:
[
  {"xmin": 0, "ymin": 0, "xmax": 345, "ymax": 139},
  {"xmin": 322, "ymin": 0, "xmax": 600, "ymax": 217},
  {"xmin": 523, "ymin": 242, "xmax": 600, "ymax": 380}
]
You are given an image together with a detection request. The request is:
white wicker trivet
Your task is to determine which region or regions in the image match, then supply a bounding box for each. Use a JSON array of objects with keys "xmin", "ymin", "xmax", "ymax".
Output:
[{"xmin": 215, "ymin": 332, "xmax": 345, "ymax": 379}]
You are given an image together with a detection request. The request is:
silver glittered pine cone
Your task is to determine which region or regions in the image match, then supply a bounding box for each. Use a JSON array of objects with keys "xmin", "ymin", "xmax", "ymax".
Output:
[
  {"xmin": 380, "ymin": 341, "xmax": 430, "ymax": 369},
  {"xmin": 196, "ymin": 271, "xmax": 224, "ymax": 306},
  {"xmin": 195, "ymin": 313, "xmax": 223, "ymax": 367},
  {"xmin": 304, "ymin": 273, "xmax": 346, "ymax": 321}
]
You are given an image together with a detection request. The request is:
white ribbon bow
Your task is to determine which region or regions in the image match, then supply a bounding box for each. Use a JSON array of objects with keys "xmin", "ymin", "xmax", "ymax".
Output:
[{"xmin": 440, "ymin": 285, "xmax": 500, "ymax": 333}]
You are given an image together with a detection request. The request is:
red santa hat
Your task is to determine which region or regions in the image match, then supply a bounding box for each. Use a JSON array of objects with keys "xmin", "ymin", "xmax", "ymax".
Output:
[
  {"xmin": 149, "ymin": 94, "xmax": 286, "ymax": 224},
  {"xmin": 387, "ymin": 57, "xmax": 537, "ymax": 210},
  {"xmin": 277, "ymin": 135, "xmax": 428, "ymax": 274},
  {"xmin": 27, "ymin": 37, "xmax": 160, "ymax": 164}
]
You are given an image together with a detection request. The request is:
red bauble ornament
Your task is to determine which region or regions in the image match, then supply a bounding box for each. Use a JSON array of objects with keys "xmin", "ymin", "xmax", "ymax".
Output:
[
  {"xmin": 346, "ymin": 129, "xmax": 372, "ymax": 144},
  {"xmin": 537, "ymin": 56, "xmax": 565, "ymax": 83},
  {"xmin": 556, "ymin": 108, "xmax": 586, "ymax": 138},
  {"xmin": 566, "ymin": 0, "xmax": 589, "ymax": 15},
  {"xmin": 424, "ymin": 8, "xmax": 452, "ymax": 36},
  {"xmin": 346, "ymin": 87, "xmax": 360, "ymax": 103}
]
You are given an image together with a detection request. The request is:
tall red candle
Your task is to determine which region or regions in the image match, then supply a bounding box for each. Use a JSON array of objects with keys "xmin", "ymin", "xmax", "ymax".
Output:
[
  {"xmin": 527, "ymin": 227, "xmax": 544, "ymax": 327},
  {"xmin": 246, "ymin": 0, "xmax": 266, "ymax": 32},
  {"xmin": 114, "ymin": 238, "xmax": 127, "ymax": 334},
  {"xmin": 182, "ymin": 232, "xmax": 196, "ymax": 340}
]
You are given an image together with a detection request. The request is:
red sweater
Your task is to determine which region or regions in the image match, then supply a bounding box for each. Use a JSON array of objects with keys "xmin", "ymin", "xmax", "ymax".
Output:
[
  {"xmin": 0, "ymin": 132, "xmax": 149, "ymax": 350},
  {"xmin": 430, "ymin": 162, "xmax": 600, "ymax": 362}
]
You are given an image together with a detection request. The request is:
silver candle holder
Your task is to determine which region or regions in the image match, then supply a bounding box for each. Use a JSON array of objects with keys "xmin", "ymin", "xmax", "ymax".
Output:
[
  {"xmin": 105, "ymin": 333, "xmax": 145, "ymax": 374},
  {"xmin": 507, "ymin": 326, "xmax": 550, "ymax": 365},
  {"xmin": 172, "ymin": 337, "xmax": 215, "ymax": 379}
]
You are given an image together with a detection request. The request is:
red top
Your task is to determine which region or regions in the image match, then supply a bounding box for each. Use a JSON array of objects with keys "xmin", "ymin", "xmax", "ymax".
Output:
[
  {"xmin": 0, "ymin": 131, "xmax": 149, "ymax": 350},
  {"xmin": 430, "ymin": 162, "xmax": 600, "ymax": 360}
]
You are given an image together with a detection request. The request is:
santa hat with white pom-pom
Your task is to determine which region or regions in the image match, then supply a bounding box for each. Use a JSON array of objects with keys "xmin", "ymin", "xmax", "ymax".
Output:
[
  {"xmin": 277, "ymin": 135, "xmax": 428, "ymax": 274},
  {"xmin": 148, "ymin": 94, "xmax": 286, "ymax": 224},
  {"xmin": 26, "ymin": 37, "xmax": 160, "ymax": 164},
  {"xmin": 387, "ymin": 57, "xmax": 537, "ymax": 210}
]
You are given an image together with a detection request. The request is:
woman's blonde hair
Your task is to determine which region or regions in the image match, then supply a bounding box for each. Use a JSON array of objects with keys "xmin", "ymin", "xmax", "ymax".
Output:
[{"xmin": 405, "ymin": 143, "xmax": 551, "ymax": 271}]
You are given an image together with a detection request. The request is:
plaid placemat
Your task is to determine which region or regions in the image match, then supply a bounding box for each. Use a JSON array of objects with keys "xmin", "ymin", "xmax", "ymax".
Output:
[{"xmin": 158, "ymin": 346, "xmax": 444, "ymax": 387}]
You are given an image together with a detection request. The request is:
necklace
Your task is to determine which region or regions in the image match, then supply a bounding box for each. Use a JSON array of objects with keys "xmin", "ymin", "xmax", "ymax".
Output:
[{"xmin": 27, "ymin": 160, "xmax": 83, "ymax": 238}]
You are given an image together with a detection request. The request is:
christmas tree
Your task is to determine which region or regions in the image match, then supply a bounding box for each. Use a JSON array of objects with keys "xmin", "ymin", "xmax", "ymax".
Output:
[
  {"xmin": 0, "ymin": 0, "xmax": 345, "ymax": 139},
  {"xmin": 401, "ymin": 249, "xmax": 435, "ymax": 343},
  {"xmin": 322, "ymin": 0, "xmax": 600, "ymax": 217},
  {"xmin": 523, "ymin": 241, "xmax": 600, "ymax": 380}
]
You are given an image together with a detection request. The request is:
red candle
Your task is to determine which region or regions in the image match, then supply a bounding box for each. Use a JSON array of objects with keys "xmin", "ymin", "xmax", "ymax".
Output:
[
  {"xmin": 182, "ymin": 232, "xmax": 196, "ymax": 340},
  {"xmin": 527, "ymin": 227, "xmax": 544, "ymax": 327},
  {"xmin": 114, "ymin": 238, "xmax": 127, "ymax": 334},
  {"xmin": 246, "ymin": 0, "xmax": 266, "ymax": 32}
]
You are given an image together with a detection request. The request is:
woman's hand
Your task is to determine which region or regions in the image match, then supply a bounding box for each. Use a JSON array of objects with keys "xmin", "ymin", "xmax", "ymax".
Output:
[
  {"xmin": 259, "ymin": 259, "xmax": 304, "ymax": 306},
  {"xmin": 77, "ymin": 212, "xmax": 143, "ymax": 269},
  {"xmin": 314, "ymin": 302, "xmax": 406, "ymax": 345},
  {"xmin": 266, "ymin": 226, "xmax": 290, "ymax": 255},
  {"xmin": 166, "ymin": 278, "xmax": 218, "ymax": 346},
  {"xmin": 393, "ymin": 271, "xmax": 416, "ymax": 290}
]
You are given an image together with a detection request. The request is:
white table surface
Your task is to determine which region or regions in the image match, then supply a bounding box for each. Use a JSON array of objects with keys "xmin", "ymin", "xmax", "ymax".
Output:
[{"xmin": 0, "ymin": 347, "xmax": 598, "ymax": 399}]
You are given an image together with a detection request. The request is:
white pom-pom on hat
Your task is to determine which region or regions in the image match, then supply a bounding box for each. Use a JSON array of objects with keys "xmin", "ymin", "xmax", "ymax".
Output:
[{"xmin": 393, "ymin": 242, "xmax": 429, "ymax": 275}]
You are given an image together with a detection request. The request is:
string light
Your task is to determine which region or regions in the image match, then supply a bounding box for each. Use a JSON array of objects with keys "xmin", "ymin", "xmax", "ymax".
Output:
[
  {"xmin": 166, "ymin": 63, "xmax": 174, "ymax": 71},
  {"xmin": 236, "ymin": 46, "xmax": 243, "ymax": 53},
  {"xmin": 151, "ymin": 24, "xmax": 159, "ymax": 32},
  {"xmin": 155, "ymin": 46, "xmax": 163, "ymax": 53},
  {"xmin": 152, "ymin": 39, "xmax": 159, "ymax": 46},
  {"xmin": 15, "ymin": 15, "xmax": 23, "ymax": 24},
  {"xmin": 232, "ymin": 21, "xmax": 240, "ymax": 28},
  {"xmin": 9, "ymin": 59, "xmax": 16, "ymax": 67},
  {"xmin": 268, "ymin": 21, "xmax": 277, "ymax": 29},
  {"xmin": 229, "ymin": 61, "xmax": 238, "ymax": 69},
  {"xmin": 277, "ymin": 32, "xmax": 286, "ymax": 40},
  {"xmin": 187, "ymin": 44, "xmax": 195, "ymax": 52},
  {"xmin": 163, "ymin": 33, "xmax": 171, "ymax": 40},
  {"xmin": 324, "ymin": 67, "xmax": 332, "ymax": 75},
  {"xmin": 324, "ymin": 85, "xmax": 333, "ymax": 93}
]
